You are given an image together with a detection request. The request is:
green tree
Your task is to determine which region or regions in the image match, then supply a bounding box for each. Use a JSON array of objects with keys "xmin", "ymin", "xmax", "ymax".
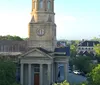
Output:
[
  {"xmin": 53, "ymin": 80, "xmax": 69, "ymax": 85},
  {"xmin": 94, "ymin": 44, "xmax": 100, "ymax": 62},
  {"xmin": 73, "ymin": 56, "xmax": 93, "ymax": 74},
  {"xmin": 76, "ymin": 82, "xmax": 88, "ymax": 85},
  {"xmin": 0, "ymin": 35, "xmax": 23, "ymax": 41},
  {"xmin": 94, "ymin": 44, "xmax": 100, "ymax": 56},
  {"xmin": 88, "ymin": 64, "xmax": 100, "ymax": 85},
  {"xmin": 0, "ymin": 60, "xmax": 18, "ymax": 85},
  {"xmin": 70, "ymin": 45, "xmax": 77, "ymax": 57},
  {"xmin": 91, "ymin": 37, "xmax": 100, "ymax": 42}
]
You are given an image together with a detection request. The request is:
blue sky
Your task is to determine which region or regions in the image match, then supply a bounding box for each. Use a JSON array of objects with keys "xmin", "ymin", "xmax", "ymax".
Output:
[{"xmin": 0, "ymin": 0, "xmax": 100, "ymax": 40}]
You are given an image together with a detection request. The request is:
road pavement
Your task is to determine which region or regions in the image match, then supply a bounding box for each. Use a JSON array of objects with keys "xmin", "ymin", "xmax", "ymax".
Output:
[
  {"xmin": 59, "ymin": 66, "xmax": 87, "ymax": 85},
  {"xmin": 67, "ymin": 72, "xmax": 87, "ymax": 84}
]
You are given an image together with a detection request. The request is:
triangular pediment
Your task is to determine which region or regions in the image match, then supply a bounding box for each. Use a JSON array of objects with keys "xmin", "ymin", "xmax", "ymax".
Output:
[{"xmin": 20, "ymin": 48, "xmax": 53, "ymax": 59}]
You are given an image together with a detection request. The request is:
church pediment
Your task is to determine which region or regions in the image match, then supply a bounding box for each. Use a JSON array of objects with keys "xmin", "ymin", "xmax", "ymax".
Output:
[{"xmin": 20, "ymin": 48, "xmax": 53, "ymax": 59}]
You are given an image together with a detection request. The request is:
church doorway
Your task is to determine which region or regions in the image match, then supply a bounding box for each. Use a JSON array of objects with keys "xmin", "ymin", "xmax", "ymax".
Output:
[
  {"xmin": 34, "ymin": 64, "xmax": 40, "ymax": 85},
  {"xmin": 34, "ymin": 73, "xmax": 39, "ymax": 85}
]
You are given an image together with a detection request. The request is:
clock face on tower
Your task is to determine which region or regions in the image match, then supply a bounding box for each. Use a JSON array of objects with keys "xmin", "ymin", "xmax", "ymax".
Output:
[{"xmin": 36, "ymin": 28, "xmax": 45, "ymax": 36}]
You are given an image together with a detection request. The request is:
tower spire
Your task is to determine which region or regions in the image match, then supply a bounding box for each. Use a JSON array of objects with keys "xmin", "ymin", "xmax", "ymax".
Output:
[{"xmin": 28, "ymin": 0, "xmax": 56, "ymax": 51}]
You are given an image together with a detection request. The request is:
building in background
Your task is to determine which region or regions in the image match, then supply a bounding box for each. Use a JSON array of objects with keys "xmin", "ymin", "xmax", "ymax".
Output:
[{"xmin": 77, "ymin": 40, "xmax": 99, "ymax": 56}]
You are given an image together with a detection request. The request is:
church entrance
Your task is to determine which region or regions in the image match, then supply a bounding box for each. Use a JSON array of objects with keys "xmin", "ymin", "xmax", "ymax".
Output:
[
  {"xmin": 34, "ymin": 64, "xmax": 40, "ymax": 85},
  {"xmin": 34, "ymin": 73, "xmax": 39, "ymax": 85}
]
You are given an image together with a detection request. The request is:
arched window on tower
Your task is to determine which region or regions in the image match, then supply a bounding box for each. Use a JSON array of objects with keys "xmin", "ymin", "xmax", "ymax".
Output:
[
  {"xmin": 39, "ymin": 0, "xmax": 43, "ymax": 9},
  {"xmin": 34, "ymin": 1, "xmax": 37, "ymax": 9},
  {"xmin": 47, "ymin": 0, "xmax": 51, "ymax": 11},
  {"xmin": 32, "ymin": 0, "xmax": 37, "ymax": 9}
]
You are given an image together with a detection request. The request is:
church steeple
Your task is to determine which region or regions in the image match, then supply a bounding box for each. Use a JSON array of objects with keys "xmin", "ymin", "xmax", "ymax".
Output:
[
  {"xmin": 28, "ymin": 0, "xmax": 56, "ymax": 51},
  {"xmin": 32, "ymin": 0, "xmax": 54, "ymax": 13},
  {"xmin": 31, "ymin": 0, "xmax": 55, "ymax": 23}
]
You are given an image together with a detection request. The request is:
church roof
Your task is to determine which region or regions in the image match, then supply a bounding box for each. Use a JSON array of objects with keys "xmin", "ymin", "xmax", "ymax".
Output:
[
  {"xmin": 25, "ymin": 47, "xmax": 53, "ymax": 54},
  {"xmin": 54, "ymin": 47, "xmax": 70, "ymax": 56},
  {"xmin": 0, "ymin": 40, "xmax": 24, "ymax": 45},
  {"xmin": 78, "ymin": 40, "xmax": 99, "ymax": 46},
  {"xmin": 37, "ymin": 47, "xmax": 53, "ymax": 54},
  {"xmin": 19, "ymin": 47, "xmax": 53, "ymax": 59}
]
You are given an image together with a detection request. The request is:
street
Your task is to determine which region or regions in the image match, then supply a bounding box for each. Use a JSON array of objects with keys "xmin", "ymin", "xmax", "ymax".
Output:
[
  {"xmin": 67, "ymin": 72, "xmax": 87, "ymax": 84},
  {"xmin": 59, "ymin": 66, "xmax": 87, "ymax": 84}
]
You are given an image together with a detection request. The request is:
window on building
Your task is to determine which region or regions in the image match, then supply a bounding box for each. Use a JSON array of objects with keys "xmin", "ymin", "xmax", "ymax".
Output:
[
  {"xmin": 33, "ymin": 1, "xmax": 36, "ymax": 9},
  {"xmin": 47, "ymin": 0, "xmax": 51, "ymax": 10},
  {"xmin": 82, "ymin": 48, "xmax": 84, "ymax": 50},
  {"xmin": 34, "ymin": 64, "xmax": 40, "ymax": 73},
  {"xmin": 39, "ymin": 0, "xmax": 43, "ymax": 9}
]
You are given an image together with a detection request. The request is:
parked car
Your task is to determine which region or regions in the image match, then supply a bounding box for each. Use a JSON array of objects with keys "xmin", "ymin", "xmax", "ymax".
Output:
[{"xmin": 73, "ymin": 70, "xmax": 81, "ymax": 75}]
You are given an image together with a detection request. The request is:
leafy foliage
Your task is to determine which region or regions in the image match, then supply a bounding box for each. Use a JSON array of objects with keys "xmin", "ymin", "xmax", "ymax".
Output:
[
  {"xmin": 93, "ymin": 44, "xmax": 100, "ymax": 62},
  {"xmin": 76, "ymin": 82, "xmax": 88, "ymax": 85},
  {"xmin": 91, "ymin": 37, "xmax": 100, "ymax": 42},
  {"xmin": 53, "ymin": 80, "xmax": 69, "ymax": 85},
  {"xmin": 0, "ymin": 35, "xmax": 23, "ymax": 41},
  {"xmin": 0, "ymin": 60, "xmax": 18, "ymax": 85},
  {"xmin": 87, "ymin": 64, "xmax": 100, "ymax": 85},
  {"xmin": 72, "ymin": 56, "xmax": 94, "ymax": 74},
  {"xmin": 70, "ymin": 45, "xmax": 77, "ymax": 58},
  {"xmin": 94, "ymin": 44, "xmax": 100, "ymax": 56}
]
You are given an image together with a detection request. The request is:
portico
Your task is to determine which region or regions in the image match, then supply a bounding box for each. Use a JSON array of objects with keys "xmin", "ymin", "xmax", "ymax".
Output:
[
  {"xmin": 20, "ymin": 63, "xmax": 52, "ymax": 85},
  {"xmin": 19, "ymin": 48, "xmax": 69, "ymax": 85}
]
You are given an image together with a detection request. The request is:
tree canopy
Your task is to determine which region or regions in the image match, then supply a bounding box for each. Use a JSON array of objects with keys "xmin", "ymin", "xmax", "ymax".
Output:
[
  {"xmin": 88, "ymin": 64, "xmax": 100, "ymax": 85},
  {"xmin": 70, "ymin": 44, "xmax": 77, "ymax": 58},
  {"xmin": 72, "ymin": 56, "xmax": 94, "ymax": 74},
  {"xmin": 53, "ymin": 80, "xmax": 69, "ymax": 85},
  {"xmin": 0, "ymin": 35, "xmax": 23, "ymax": 41},
  {"xmin": 0, "ymin": 60, "xmax": 19, "ymax": 85},
  {"xmin": 94, "ymin": 44, "xmax": 100, "ymax": 57},
  {"xmin": 91, "ymin": 37, "xmax": 100, "ymax": 42},
  {"xmin": 93, "ymin": 44, "xmax": 100, "ymax": 62}
]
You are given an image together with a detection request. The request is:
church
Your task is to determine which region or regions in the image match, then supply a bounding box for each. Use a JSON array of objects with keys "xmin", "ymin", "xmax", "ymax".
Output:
[{"xmin": 0, "ymin": 0, "xmax": 70, "ymax": 85}]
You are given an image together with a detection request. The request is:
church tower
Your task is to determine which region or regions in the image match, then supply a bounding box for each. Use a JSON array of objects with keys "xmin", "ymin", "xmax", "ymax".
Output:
[
  {"xmin": 20, "ymin": 1, "xmax": 69, "ymax": 85},
  {"xmin": 28, "ymin": 0, "xmax": 56, "ymax": 51}
]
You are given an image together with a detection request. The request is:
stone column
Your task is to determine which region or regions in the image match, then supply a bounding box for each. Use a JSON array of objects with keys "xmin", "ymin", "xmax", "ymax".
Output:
[
  {"xmin": 20, "ymin": 64, "xmax": 24, "ymax": 85},
  {"xmin": 52, "ymin": 0, "xmax": 54, "ymax": 12},
  {"xmin": 55, "ymin": 63, "xmax": 58, "ymax": 82},
  {"xmin": 36, "ymin": 0, "xmax": 38, "ymax": 11},
  {"xmin": 28, "ymin": 64, "xmax": 31, "ymax": 85},
  {"xmin": 64, "ymin": 63, "xmax": 67, "ymax": 80},
  {"xmin": 48, "ymin": 64, "xmax": 51, "ymax": 85},
  {"xmin": 32, "ymin": 0, "xmax": 34, "ymax": 11},
  {"xmin": 51, "ymin": 63, "xmax": 54, "ymax": 83},
  {"xmin": 53, "ymin": 63, "xmax": 56, "ymax": 82},
  {"xmin": 44, "ymin": 0, "xmax": 46, "ymax": 11},
  {"xmin": 40, "ymin": 64, "xmax": 43, "ymax": 85}
]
